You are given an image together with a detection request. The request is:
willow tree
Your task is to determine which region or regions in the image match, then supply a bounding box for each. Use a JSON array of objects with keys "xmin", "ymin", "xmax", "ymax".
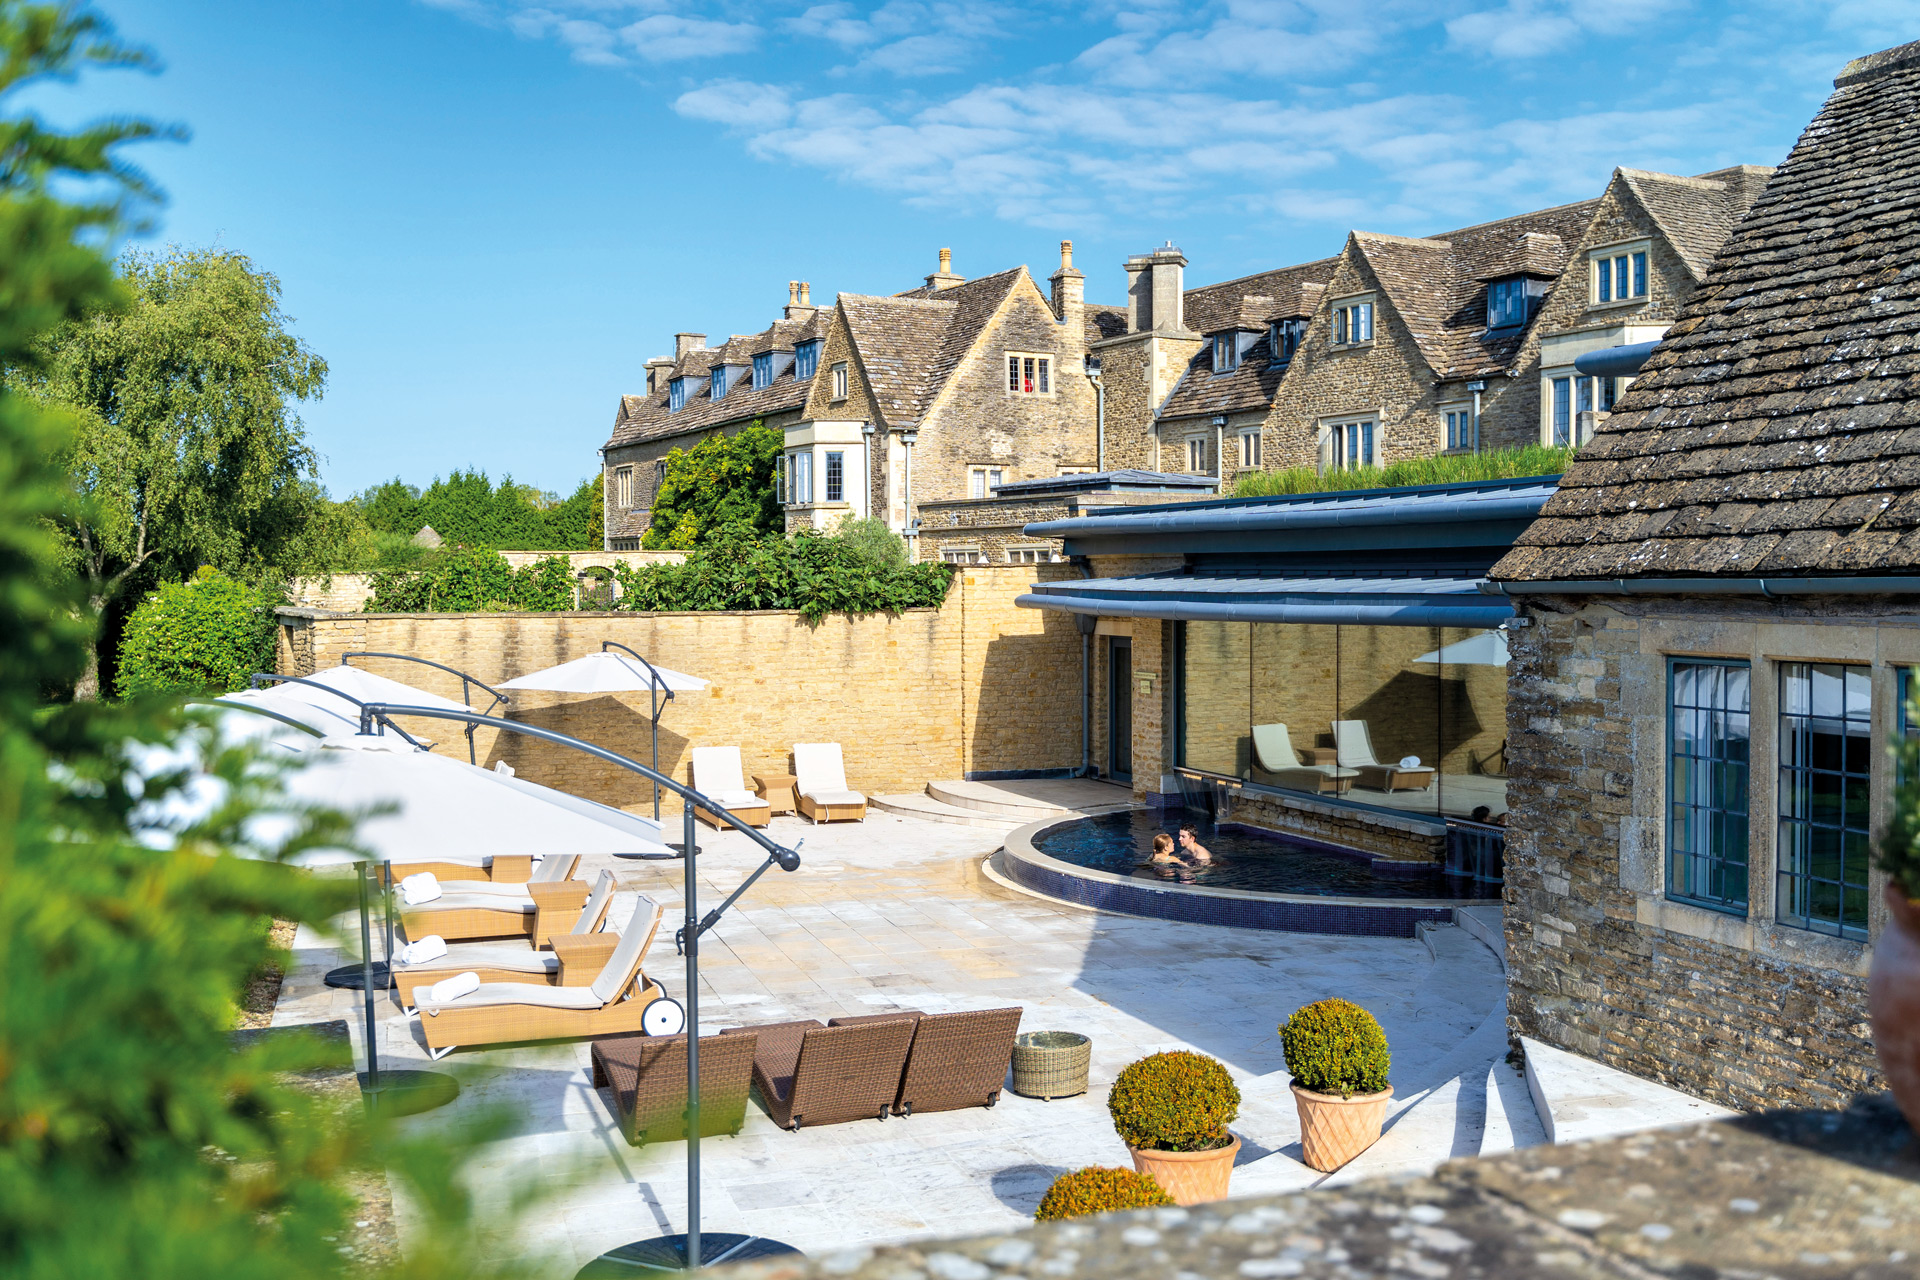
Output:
[{"xmin": 30, "ymin": 245, "xmax": 328, "ymax": 694}]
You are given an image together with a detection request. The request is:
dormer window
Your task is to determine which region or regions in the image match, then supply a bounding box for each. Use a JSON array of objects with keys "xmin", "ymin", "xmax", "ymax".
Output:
[
  {"xmin": 1212, "ymin": 334, "xmax": 1239, "ymax": 374},
  {"xmin": 669, "ymin": 377, "xmax": 689, "ymax": 412},
  {"xmin": 753, "ymin": 352, "xmax": 773, "ymax": 390},
  {"xmin": 1488, "ymin": 279, "xmax": 1526, "ymax": 329},
  {"xmin": 794, "ymin": 339, "xmax": 821, "ymax": 381},
  {"xmin": 1269, "ymin": 319, "xmax": 1305, "ymax": 366},
  {"xmin": 710, "ymin": 368, "xmax": 727, "ymax": 400}
]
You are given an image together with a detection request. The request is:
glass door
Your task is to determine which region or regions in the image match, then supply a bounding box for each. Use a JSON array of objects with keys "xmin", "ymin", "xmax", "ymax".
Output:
[{"xmin": 1109, "ymin": 636, "xmax": 1133, "ymax": 783}]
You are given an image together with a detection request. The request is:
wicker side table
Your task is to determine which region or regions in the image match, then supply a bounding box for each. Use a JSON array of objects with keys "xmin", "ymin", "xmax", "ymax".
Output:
[
  {"xmin": 753, "ymin": 772, "xmax": 799, "ymax": 816},
  {"xmin": 1011, "ymin": 1030, "xmax": 1092, "ymax": 1100}
]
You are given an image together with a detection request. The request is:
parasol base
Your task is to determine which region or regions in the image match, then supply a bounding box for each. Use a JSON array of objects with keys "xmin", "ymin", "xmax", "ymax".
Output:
[
  {"xmin": 359, "ymin": 1069, "xmax": 460, "ymax": 1117},
  {"xmin": 326, "ymin": 961, "xmax": 393, "ymax": 990},
  {"xmin": 578, "ymin": 1234, "xmax": 799, "ymax": 1276}
]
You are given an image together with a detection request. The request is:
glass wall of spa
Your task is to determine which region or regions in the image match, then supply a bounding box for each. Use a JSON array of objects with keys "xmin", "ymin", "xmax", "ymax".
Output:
[{"xmin": 1177, "ymin": 620, "xmax": 1510, "ymax": 820}]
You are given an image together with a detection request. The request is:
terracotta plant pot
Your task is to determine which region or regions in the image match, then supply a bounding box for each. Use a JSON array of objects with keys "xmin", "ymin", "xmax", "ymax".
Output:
[
  {"xmin": 1127, "ymin": 1133, "xmax": 1241, "ymax": 1206},
  {"xmin": 1291, "ymin": 1082, "xmax": 1392, "ymax": 1172},
  {"xmin": 1871, "ymin": 883, "xmax": 1920, "ymax": 1133}
]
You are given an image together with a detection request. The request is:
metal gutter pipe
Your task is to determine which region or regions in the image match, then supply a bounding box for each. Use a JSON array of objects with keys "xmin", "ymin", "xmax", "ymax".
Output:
[
  {"xmin": 1090, "ymin": 371, "xmax": 1106, "ymax": 472},
  {"xmin": 1485, "ymin": 575, "xmax": 1920, "ymax": 597},
  {"xmin": 1017, "ymin": 592, "xmax": 1516, "ymax": 629},
  {"xmin": 1573, "ymin": 340, "xmax": 1660, "ymax": 378}
]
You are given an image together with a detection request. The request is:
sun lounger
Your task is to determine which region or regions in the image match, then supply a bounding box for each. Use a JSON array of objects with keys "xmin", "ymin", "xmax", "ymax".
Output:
[
  {"xmin": 399, "ymin": 862, "xmax": 592, "ymax": 946},
  {"xmin": 393, "ymin": 874, "xmax": 633, "ymax": 1007},
  {"xmin": 387, "ymin": 854, "xmax": 532, "ymax": 885},
  {"xmin": 1251, "ymin": 723, "xmax": 1359, "ymax": 794},
  {"xmin": 791, "ymin": 743, "xmax": 866, "ymax": 823},
  {"xmin": 591, "ymin": 1031, "xmax": 760, "ymax": 1146},
  {"xmin": 411, "ymin": 896, "xmax": 668, "ymax": 1058},
  {"xmin": 829, "ymin": 1006, "xmax": 1023, "ymax": 1116},
  {"xmin": 438, "ymin": 853, "xmax": 580, "ymax": 896},
  {"xmin": 690, "ymin": 746, "xmax": 771, "ymax": 829},
  {"xmin": 1333, "ymin": 719, "xmax": 1437, "ymax": 792},
  {"xmin": 719, "ymin": 1016, "xmax": 915, "ymax": 1129}
]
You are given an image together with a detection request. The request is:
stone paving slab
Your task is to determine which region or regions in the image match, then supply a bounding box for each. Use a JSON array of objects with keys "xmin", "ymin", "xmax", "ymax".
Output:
[{"xmin": 271, "ymin": 807, "xmax": 1505, "ymax": 1275}]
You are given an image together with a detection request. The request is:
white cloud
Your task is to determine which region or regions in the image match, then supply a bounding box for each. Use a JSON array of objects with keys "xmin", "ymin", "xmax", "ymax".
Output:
[
  {"xmin": 1445, "ymin": 0, "xmax": 1682, "ymax": 59},
  {"xmin": 675, "ymin": 79, "xmax": 796, "ymax": 127},
  {"xmin": 621, "ymin": 14, "xmax": 762, "ymax": 61}
]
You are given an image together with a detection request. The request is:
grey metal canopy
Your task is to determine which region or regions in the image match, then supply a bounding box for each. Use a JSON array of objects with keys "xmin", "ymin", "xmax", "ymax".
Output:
[{"xmin": 1017, "ymin": 572, "xmax": 1517, "ymax": 628}]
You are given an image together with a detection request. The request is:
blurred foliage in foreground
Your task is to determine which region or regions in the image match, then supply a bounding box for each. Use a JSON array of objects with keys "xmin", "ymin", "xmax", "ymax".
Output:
[{"xmin": 0, "ymin": 6, "xmax": 544, "ymax": 1278}]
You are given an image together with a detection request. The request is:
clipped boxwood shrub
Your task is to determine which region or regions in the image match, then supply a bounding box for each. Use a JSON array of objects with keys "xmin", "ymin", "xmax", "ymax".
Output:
[
  {"xmin": 1280, "ymin": 998, "xmax": 1391, "ymax": 1098},
  {"xmin": 116, "ymin": 568, "xmax": 275, "ymax": 698},
  {"xmin": 1034, "ymin": 1167, "xmax": 1174, "ymax": 1221},
  {"xmin": 1107, "ymin": 1050, "xmax": 1240, "ymax": 1151}
]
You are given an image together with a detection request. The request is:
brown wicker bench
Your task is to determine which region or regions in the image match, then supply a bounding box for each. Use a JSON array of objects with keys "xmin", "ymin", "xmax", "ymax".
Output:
[
  {"xmin": 720, "ymin": 1017, "xmax": 916, "ymax": 1130},
  {"xmin": 591, "ymin": 1031, "xmax": 759, "ymax": 1146},
  {"xmin": 828, "ymin": 1007, "xmax": 1023, "ymax": 1116}
]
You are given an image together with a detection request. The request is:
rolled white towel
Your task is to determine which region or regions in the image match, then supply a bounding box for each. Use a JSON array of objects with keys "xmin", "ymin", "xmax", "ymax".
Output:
[
  {"xmin": 493, "ymin": 761, "xmax": 515, "ymax": 777},
  {"xmin": 400, "ymin": 872, "xmax": 442, "ymax": 905},
  {"xmin": 400, "ymin": 935, "xmax": 448, "ymax": 965},
  {"xmin": 1399, "ymin": 756, "xmax": 1423, "ymax": 769},
  {"xmin": 426, "ymin": 971, "xmax": 481, "ymax": 1005}
]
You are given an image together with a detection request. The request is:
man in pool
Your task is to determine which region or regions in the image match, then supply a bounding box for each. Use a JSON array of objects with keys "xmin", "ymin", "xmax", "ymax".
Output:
[{"xmin": 1177, "ymin": 825, "xmax": 1212, "ymax": 865}]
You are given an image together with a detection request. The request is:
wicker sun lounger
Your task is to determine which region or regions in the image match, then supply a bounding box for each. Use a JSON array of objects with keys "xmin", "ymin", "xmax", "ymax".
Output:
[
  {"xmin": 591, "ymin": 1031, "xmax": 760, "ymax": 1146},
  {"xmin": 393, "ymin": 874, "xmax": 633, "ymax": 1008},
  {"xmin": 690, "ymin": 746, "xmax": 772, "ymax": 830},
  {"xmin": 411, "ymin": 896, "xmax": 667, "ymax": 1058},
  {"xmin": 400, "ymin": 872, "xmax": 592, "ymax": 946},
  {"xmin": 438, "ymin": 853, "xmax": 580, "ymax": 896},
  {"xmin": 829, "ymin": 1006, "xmax": 1023, "ymax": 1116},
  {"xmin": 719, "ymin": 1017, "xmax": 915, "ymax": 1129},
  {"xmin": 791, "ymin": 743, "xmax": 866, "ymax": 824}
]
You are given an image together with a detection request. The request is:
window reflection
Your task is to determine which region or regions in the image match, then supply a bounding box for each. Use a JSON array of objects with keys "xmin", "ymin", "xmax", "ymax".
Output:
[{"xmin": 1180, "ymin": 621, "xmax": 1509, "ymax": 819}]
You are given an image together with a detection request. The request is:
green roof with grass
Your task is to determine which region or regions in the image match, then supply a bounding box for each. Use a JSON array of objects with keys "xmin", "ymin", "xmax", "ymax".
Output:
[{"xmin": 1230, "ymin": 445, "xmax": 1571, "ymax": 498}]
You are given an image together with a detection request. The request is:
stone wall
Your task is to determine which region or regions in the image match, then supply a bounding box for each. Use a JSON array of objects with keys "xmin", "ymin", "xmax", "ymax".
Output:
[
  {"xmin": 274, "ymin": 566, "xmax": 1082, "ymax": 817},
  {"xmin": 1095, "ymin": 331, "xmax": 1204, "ymax": 473},
  {"xmin": 1504, "ymin": 594, "xmax": 1902, "ymax": 1111},
  {"xmin": 1224, "ymin": 787, "xmax": 1447, "ymax": 863},
  {"xmin": 288, "ymin": 551, "xmax": 689, "ymax": 614}
]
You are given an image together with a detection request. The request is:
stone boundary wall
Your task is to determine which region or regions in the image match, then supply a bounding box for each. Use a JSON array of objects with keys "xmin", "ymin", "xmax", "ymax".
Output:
[
  {"xmin": 287, "ymin": 550, "xmax": 689, "ymax": 613},
  {"xmin": 274, "ymin": 565, "xmax": 1081, "ymax": 816}
]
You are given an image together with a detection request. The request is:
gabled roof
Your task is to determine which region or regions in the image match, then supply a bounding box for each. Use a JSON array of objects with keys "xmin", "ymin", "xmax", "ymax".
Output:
[
  {"xmin": 1351, "ymin": 232, "xmax": 1461, "ymax": 374},
  {"xmin": 837, "ymin": 267, "xmax": 1033, "ymax": 428},
  {"xmin": 605, "ymin": 311, "xmax": 824, "ymax": 451},
  {"xmin": 1157, "ymin": 330, "xmax": 1291, "ymax": 422},
  {"xmin": 1615, "ymin": 169, "xmax": 1740, "ymax": 280},
  {"xmin": 1184, "ymin": 259, "xmax": 1339, "ymax": 335},
  {"xmin": 1495, "ymin": 41, "xmax": 1920, "ymax": 582}
]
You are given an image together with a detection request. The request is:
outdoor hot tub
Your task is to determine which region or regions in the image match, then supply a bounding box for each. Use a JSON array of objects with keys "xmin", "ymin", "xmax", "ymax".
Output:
[{"xmin": 996, "ymin": 809, "xmax": 1496, "ymax": 937}]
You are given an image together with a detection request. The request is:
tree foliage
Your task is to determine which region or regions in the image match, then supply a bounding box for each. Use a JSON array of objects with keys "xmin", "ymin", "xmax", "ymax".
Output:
[
  {"xmin": 366, "ymin": 547, "xmax": 578, "ymax": 613},
  {"xmin": 641, "ymin": 423, "xmax": 782, "ymax": 549},
  {"xmin": 616, "ymin": 528, "xmax": 954, "ymax": 623},
  {"xmin": 116, "ymin": 566, "xmax": 274, "ymax": 696},
  {"xmin": 354, "ymin": 469, "xmax": 602, "ymax": 552},
  {"xmin": 30, "ymin": 244, "xmax": 330, "ymax": 594},
  {"xmin": 0, "ymin": 13, "xmax": 543, "ymax": 1280}
]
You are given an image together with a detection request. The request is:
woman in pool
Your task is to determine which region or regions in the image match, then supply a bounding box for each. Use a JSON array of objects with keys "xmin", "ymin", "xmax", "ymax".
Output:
[
  {"xmin": 1142, "ymin": 832, "xmax": 1196, "ymax": 881},
  {"xmin": 1177, "ymin": 825, "xmax": 1213, "ymax": 865}
]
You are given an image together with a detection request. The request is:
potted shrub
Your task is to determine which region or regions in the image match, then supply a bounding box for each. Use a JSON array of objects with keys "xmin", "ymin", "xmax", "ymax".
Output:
[
  {"xmin": 1106, "ymin": 1050, "xmax": 1241, "ymax": 1205},
  {"xmin": 1034, "ymin": 1167, "xmax": 1175, "ymax": 1221},
  {"xmin": 1280, "ymin": 998, "xmax": 1393, "ymax": 1172},
  {"xmin": 1873, "ymin": 726, "xmax": 1920, "ymax": 1132}
]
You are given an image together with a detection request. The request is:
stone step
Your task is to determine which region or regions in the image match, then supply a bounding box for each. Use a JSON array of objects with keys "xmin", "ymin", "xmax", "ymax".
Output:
[
  {"xmin": 871, "ymin": 792, "xmax": 1023, "ymax": 829},
  {"xmin": 925, "ymin": 777, "xmax": 1131, "ymax": 818},
  {"xmin": 1521, "ymin": 1036, "xmax": 1736, "ymax": 1145},
  {"xmin": 1481, "ymin": 1058, "xmax": 1549, "ymax": 1155}
]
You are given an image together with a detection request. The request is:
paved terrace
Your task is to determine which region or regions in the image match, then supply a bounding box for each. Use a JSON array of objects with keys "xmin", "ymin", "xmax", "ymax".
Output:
[{"xmin": 273, "ymin": 803, "xmax": 1516, "ymax": 1275}]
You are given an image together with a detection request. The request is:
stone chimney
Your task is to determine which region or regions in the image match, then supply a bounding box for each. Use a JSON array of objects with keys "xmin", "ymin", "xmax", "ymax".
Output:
[
  {"xmin": 674, "ymin": 332, "xmax": 706, "ymax": 360},
  {"xmin": 924, "ymin": 247, "xmax": 965, "ymax": 291},
  {"xmin": 784, "ymin": 280, "xmax": 817, "ymax": 321},
  {"xmin": 644, "ymin": 356, "xmax": 675, "ymax": 394},
  {"xmin": 1123, "ymin": 243, "xmax": 1189, "ymax": 334},
  {"xmin": 1050, "ymin": 239, "xmax": 1085, "ymax": 330}
]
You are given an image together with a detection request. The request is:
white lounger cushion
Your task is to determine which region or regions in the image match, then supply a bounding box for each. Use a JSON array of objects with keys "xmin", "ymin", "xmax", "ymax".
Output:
[
  {"xmin": 418, "ymin": 981, "xmax": 605, "ymax": 1015},
  {"xmin": 793, "ymin": 743, "xmax": 864, "ymax": 804},
  {"xmin": 405, "ymin": 892, "xmax": 535, "ymax": 915},
  {"xmin": 439, "ymin": 854, "xmax": 577, "ymax": 897},
  {"xmin": 398, "ymin": 943, "xmax": 558, "ymax": 974},
  {"xmin": 713, "ymin": 789, "xmax": 766, "ymax": 809}
]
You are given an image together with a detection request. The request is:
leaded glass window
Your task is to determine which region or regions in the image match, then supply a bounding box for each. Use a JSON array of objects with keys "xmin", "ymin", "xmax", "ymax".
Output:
[
  {"xmin": 1667, "ymin": 659, "xmax": 1750, "ymax": 913},
  {"xmin": 1777, "ymin": 663, "xmax": 1871, "ymax": 939}
]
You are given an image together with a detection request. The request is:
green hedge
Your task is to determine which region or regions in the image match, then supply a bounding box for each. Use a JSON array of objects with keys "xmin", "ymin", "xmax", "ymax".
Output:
[
  {"xmin": 1034, "ymin": 1167, "xmax": 1175, "ymax": 1221},
  {"xmin": 1107, "ymin": 1050, "xmax": 1240, "ymax": 1152},
  {"xmin": 116, "ymin": 569, "xmax": 276, "ymax": 697},
  {"xmin": 1231, "ymin": 445, "xmax": 1571, "ymax": 498},
  {"xmin": 365, "ymin": 548, "xmax": 576, "ymax": 612},
  {"xmin": 1280, "ymin": 998, "xmax": 1391, "ymax": 1097},
  {"xmin": 614, "ymin": 529, "xmax": 953, "ymax": 623}
]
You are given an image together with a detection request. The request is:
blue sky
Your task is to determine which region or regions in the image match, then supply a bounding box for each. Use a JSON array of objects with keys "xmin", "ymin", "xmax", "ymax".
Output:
[{"xmin": 53, "ymin": 0, "xmax": 1920, "ymax": 497}]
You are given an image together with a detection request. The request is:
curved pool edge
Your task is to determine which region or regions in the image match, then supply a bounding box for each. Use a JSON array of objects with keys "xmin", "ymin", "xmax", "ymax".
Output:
[{"xmin": 1000, "ymin": 809, "xmax": 1498, "ymax": 939}]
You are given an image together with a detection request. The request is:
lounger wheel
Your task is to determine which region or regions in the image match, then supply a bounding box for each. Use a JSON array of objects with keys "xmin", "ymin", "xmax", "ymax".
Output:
[{"xmin": 641, "ymin": 997, "xmax": 686, "ymax": 1037}]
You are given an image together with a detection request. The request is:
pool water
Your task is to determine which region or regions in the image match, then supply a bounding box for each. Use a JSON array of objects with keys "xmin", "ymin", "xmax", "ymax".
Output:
[{"xmin": 1031, "ymin": 810, "xmax": 1483, "ymax": 900}]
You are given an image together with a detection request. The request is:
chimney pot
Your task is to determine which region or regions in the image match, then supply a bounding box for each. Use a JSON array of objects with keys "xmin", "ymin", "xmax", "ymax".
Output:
[
  {"xmin": 1061, "ymin": 240, "xmax": 1073, "ymax": 270},
  {"xmin": 788, "ymin": 281, "xmax": 799, "ymax": 305},
  {"xmin": 800, "ymin": 281, "xmax": 811, "ymax": 306},
  {"xmin": 939, "ymin": 247, "xmax": 952, "ymax": 273}
]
